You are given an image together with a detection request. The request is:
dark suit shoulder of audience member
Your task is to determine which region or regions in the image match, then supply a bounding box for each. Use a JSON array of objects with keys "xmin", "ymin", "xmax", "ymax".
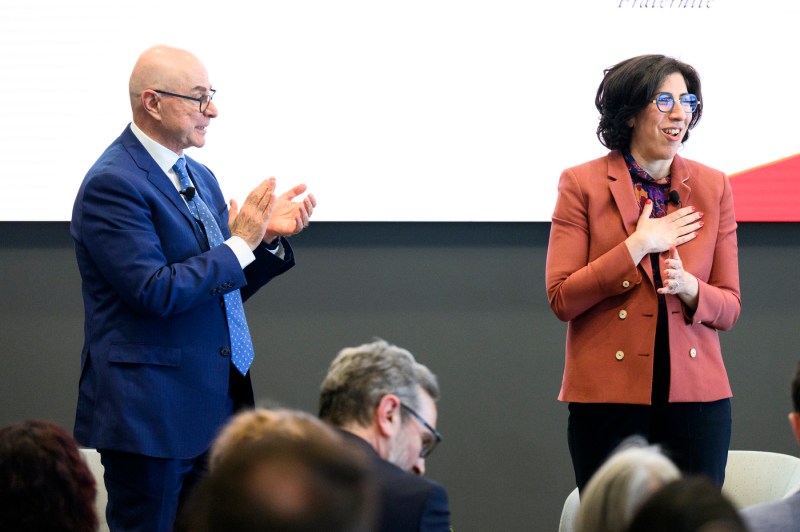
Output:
[
  {"xmin": 340, "ymin": 429, "xmax": 450, "ymax": 531},
  {"xmin": 0, "ymin": 419, "xmax": 98, "ymax": 532},
  {"xmin": 740, "ymin": 360, "xmax": 800, "ymax": 532},
  {"xmin": 627, "ymin": 476, "xmax": 747, "ymax": 532},
  {"xmin": 741, "ymin": 490, "xmax": 800, "ymax": 532}
]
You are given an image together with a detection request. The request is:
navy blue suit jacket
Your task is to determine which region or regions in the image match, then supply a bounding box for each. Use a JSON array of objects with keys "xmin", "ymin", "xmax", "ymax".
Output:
[
  {"xmin": 71, "ymin": 125, "xmax": 294, "ymax": 459},
  {"xmin": 340, "ymin": 431, "xmax": 451, "ymax": 532}
]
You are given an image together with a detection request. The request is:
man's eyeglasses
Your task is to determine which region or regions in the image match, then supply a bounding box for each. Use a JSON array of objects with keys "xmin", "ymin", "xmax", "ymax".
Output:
[
  {"xmin": 400, "ymin": 403, "xmax": 442, "ymax": 458},
  {"xmin": 153, "ymin": 89, "xmax": 216, "ymax": 113},
  {"xmin": 651, "ymin": 92, "xmax": 700, "ymax": 114}
]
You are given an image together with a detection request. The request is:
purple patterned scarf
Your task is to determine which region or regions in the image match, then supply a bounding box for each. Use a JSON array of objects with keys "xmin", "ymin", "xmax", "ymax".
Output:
[{"xmin": 623, "ymin": 151, "xmax": 671, "ymax": 219}]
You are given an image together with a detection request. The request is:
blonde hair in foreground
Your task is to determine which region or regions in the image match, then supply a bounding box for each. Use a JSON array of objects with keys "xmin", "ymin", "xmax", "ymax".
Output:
[{"xmin": 575, "ymin": 440, "xmax": 681, "ymax": 532}]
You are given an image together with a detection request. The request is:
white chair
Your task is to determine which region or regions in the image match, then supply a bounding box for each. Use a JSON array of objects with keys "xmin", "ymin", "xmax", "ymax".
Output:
[
  {"xmin": 722, "ymin": 450, "xmax": 800, "ymax": 509},
  {"xmin": 558, "ymin": 487, "xmax": 580, "ymax": 532},
  {"xmin": 79, "ymin": 448, "xmax": 109, "ymax": 532}
]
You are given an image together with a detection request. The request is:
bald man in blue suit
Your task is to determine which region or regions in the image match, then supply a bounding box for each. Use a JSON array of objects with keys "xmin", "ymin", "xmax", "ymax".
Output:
[{"xmin": 71, "ymin": 45, "xmax": 316, "ymax": 532}]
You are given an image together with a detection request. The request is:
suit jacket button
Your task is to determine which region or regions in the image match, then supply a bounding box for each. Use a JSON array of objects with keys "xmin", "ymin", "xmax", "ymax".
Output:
[
  {"xmin": 615, "ymin": 351, "xmax": 624, "ymax": 361},
  {"xmin": 220, "ymin": 347, "xmax": 231, "ymax": 357},
  {"xmin": 622, "ymin": 280, "xmax": 630, "ymax": 288},
  {"xmin": 689, "ymin": 348, "xmax": 697, "ymax": 358},
  {"xmin": 618, "ymin": 309, "xmax": 628, "ymax": 319}
]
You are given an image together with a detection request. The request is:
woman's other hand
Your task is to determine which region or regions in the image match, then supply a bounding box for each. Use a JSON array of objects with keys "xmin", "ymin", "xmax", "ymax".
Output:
[{"xmin": 659, "ymin": 246, "xmax": 700, "ymax": 309}]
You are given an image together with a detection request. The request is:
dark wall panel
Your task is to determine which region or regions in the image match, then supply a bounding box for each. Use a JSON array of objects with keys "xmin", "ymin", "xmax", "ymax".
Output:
[{"xmin": 1, "ymin": 221, "xmax": 797, "ymax": 531}]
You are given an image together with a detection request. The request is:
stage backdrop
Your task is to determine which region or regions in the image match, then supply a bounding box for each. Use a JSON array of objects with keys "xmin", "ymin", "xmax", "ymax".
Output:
[{"xmin": 1, "ymin": 0, "xmax": 797, "ymax": 221}]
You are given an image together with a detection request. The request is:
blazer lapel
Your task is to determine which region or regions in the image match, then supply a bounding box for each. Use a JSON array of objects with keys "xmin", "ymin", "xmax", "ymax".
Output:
[
  {"xmin": 607, "ymin": 150, "xmax": 656, "ymax": 286},
  {"xmin": 607, "ymin": 151, "xmax": 640, "ymax": 238},
  {"xmin": 120, "ymin": 127, "xmax": 209, "ymax": 249},
  {"xmin": 668, "ymin": 154, "xmax": 692, "ymax": 212}
]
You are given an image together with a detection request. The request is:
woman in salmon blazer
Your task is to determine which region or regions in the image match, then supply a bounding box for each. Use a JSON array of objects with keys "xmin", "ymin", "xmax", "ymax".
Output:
[{"xmin": 546, "ymin": 55, "xmax": 741, "ymax": 492}]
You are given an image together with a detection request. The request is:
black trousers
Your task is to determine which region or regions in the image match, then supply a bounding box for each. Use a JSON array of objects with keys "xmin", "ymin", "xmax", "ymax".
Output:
[{"xmin": 567, "ymin": 398, "xmax": 732, "ymax": 493}]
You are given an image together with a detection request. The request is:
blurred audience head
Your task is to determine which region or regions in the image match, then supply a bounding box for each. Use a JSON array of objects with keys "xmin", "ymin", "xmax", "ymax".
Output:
[
  {"xmin": 318, "ymin": 339, "xmax": 442, "ymax": 476},
  {"xmin": 208, "ymin": 407, "xmax": 342, "ymax": 471},
  {"xmin": 0, "ymin": 419, "xmax": 98, "ymax": 532},
  {"xmin": 185, "ymin": 420, "xmax": 374, "ymax": 532},
  {"xmin": 575, "ymin": 436, "xmax": 680, "ymax": 532},
  {"xmin": 628, "ymin": 476, "xmax": 747, "ymax": 532}
]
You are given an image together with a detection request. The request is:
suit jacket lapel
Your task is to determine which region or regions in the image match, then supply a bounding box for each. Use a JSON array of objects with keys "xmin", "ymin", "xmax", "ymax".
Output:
[{"xmin": 120, "ymin": 127, "xmax": 209, "ymax": 249}]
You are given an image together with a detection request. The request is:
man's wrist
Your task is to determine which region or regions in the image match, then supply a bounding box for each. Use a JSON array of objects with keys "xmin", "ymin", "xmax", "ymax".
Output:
[{"xmin": 264, "ymin": 236, "xmax": 280, "ymax": 251}]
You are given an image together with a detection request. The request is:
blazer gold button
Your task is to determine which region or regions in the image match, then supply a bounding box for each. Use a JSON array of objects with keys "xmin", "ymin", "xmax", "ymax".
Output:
[
  {"xmin": 622, "ymin": 280, "xmax": 630, "ymax": 288},
  {"xmin": 618, "ymin": 309, "xmax": 628, "ymax": 319},
  {"xmin": 615, "ymin": 351, "xmax": 624, "ymax": 361},
  {"xmin": 689, "ymin": 348, "xmax": 697, "ymax": 358}
]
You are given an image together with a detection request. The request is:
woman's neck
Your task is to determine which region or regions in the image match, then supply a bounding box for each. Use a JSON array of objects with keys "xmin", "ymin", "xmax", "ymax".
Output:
[{"xmin": 628, "ymin": 150, "xmax": 673, "ymax": 182}]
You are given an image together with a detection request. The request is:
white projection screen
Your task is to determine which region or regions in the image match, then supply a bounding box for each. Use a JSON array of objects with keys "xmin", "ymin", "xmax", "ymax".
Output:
[{"xmin": 1, "ymin": 0, "xmax": 797, "ymax": 222}]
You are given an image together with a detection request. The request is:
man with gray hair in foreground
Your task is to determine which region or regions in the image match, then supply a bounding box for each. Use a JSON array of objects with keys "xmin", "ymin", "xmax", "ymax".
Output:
[{"xmin": 319, "ymin": 339, "xmax": 451, "ymax": 532}]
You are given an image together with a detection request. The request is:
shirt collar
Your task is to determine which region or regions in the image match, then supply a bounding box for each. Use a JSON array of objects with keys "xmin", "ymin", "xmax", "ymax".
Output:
[{"xmin": 129, "ymin": 121, "xmax": 184, "ymax": 175}]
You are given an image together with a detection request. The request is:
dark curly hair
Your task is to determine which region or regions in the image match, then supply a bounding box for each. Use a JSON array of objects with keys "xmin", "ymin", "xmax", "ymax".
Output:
[
  {"xmin": 595, "ymin": 54, "xmax": 703, "ymax": 151},
  {"xmin": 0, "ymin": 420, "xmax": 98, "ymax": 532}
]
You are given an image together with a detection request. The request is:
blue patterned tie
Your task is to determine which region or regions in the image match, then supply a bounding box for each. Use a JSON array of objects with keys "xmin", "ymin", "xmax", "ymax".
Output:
[{"xmin": 174, "ymin": 157, "xmax": 255, "ymax": 375}]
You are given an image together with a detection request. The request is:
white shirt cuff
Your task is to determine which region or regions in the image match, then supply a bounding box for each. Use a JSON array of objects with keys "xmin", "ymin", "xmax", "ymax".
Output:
[{"xmin": 224, "ymin": 236, "xmax": 256, "ymax": 268}]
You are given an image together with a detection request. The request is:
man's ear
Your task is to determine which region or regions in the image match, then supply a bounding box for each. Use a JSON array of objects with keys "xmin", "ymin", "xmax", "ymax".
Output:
[
  {"xmin": 788, "ymin": 412, "xmax": 800, "ymax": 445},
  {"xmin": 141, "ymin": 90, "xmax": 162, "ymax": 119},
  {"xmin": 376, "ymin": 394, "xmax": 401, "ymax": 438}
]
